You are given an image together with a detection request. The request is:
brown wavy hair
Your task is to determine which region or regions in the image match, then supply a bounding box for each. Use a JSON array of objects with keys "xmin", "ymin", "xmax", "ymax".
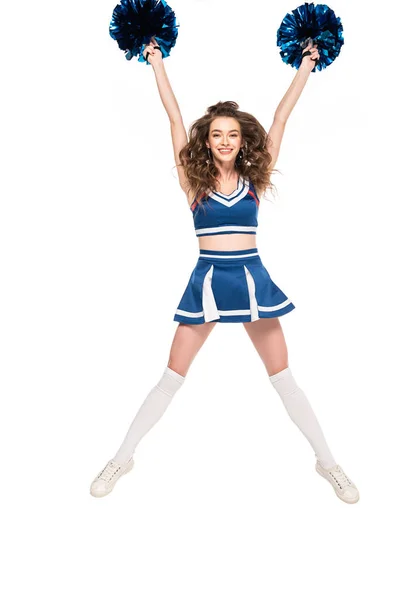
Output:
[{"xmin": 177, "ymin": 100, "xmax": 279, "ymax": 206}]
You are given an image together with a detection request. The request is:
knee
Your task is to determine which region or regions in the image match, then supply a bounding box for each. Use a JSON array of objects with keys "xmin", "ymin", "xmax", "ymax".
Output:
[
  {"xmin": 267, "ymin": 363, "xmax": 289, "ymax": 378},
  {"xmin": 167, "ymin": 360, "xmax": 188, "ymax": 379}
]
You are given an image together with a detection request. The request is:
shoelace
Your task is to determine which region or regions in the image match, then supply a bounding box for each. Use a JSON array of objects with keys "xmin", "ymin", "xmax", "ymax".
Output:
[
  {"xmin": 329, "ymin": 465, "xmax": 352, "ymax": 489},
  {"xmin": 98, "ymin": 461, "xmax": 121, "ymax": 482}
]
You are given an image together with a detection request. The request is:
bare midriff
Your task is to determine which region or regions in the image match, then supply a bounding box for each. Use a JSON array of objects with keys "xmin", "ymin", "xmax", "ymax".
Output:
[{"xmin": 197, "ymin": 233, "xmax": 257, "ymax": 251}]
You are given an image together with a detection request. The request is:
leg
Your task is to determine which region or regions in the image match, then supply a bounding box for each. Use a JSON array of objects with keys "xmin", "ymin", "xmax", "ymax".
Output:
[
  {"xmin": 243, "ymin": 317, "xmax": 288, "ymax": 376},
  {"xmin": 243, "ymin": 318, "xmax": 336, "ymax": 469},
  {"xmin": 167, "ymin": 321, "xmax": 217, "ymax": 377},
  {"xmin": 113, "ymin": 322, "xmax": 217, "ymax": 463}
]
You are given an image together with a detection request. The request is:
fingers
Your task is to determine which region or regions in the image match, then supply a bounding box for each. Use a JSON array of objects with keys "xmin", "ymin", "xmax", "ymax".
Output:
[
  {"xmin": 306, "ymin": 41, "xmax": 318, "ymax": 51},
  {"xmin": 143, "ymin": 42, "xmax": 156, "ymax": 62},
  {"xmin": 145, "ymin": 39, "xmax": 156, "ymax": 51},
  {"xmin": 147, "ymin": 36, "xmax": 158, "ymax": 51},
  {"xmin": 301, "ymin": 41, "xmax": 320, "ymax": 67},
  {"xmin": 144, "ymin": 45, "xmax": 155, "ymax": 56},
  {"xmin": 142, "ymin": 39, "xmax": 162, "ymax": 64},
  {"xmin": 143, "ymin": 37, "xmax": 160, "ymax": 56},
  {"xmin": 306, "ymin": 43, "xmax": 319, "ymax": 61},
  {"xmin": 310, "ymin": 48, "xmax": 320, "ymax": 61}
]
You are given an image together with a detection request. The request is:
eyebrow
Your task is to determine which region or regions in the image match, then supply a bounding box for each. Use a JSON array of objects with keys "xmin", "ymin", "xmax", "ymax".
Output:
[{"xmin": 211, "ymin": 129, "xmax": 240, "ymax": 133}]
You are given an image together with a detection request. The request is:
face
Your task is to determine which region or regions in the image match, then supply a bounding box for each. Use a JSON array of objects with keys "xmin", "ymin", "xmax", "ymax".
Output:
[{"xmin": 206, "ymin": 117, "xmax": 243, "ymax": 165}]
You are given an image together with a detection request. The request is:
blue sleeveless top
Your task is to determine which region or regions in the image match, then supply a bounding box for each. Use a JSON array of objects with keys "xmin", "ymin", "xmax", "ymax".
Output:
[{"xmin": 190, "ymin": 175, "xmax": 259, "ymax": 237}]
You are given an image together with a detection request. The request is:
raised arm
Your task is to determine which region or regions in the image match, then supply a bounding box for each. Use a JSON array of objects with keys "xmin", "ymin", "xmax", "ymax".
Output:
[
  {"xmin": 143, "ymin": 38, "xmax": 190, "ymax": 195},
  {"xmin": 268, "ymin": 41, "xmax": 320, "ymax": 171}
]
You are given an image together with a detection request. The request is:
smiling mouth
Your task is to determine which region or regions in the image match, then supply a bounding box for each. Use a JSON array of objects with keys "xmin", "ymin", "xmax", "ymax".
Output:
[{"xmin": 218, "ymin": 149, "xmax": 233, "ymax": 154}]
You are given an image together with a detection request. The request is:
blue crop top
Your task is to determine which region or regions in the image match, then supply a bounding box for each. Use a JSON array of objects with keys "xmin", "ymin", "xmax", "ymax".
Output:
[{"xmin": 190, "ymin": 175, "xmax": 259, "ymax": 237}]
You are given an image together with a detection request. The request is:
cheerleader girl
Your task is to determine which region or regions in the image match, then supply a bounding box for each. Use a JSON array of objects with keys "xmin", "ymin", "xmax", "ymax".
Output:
[{"xmin": 90, "ymin": 38, "xmax": 359, "ymax": 503}]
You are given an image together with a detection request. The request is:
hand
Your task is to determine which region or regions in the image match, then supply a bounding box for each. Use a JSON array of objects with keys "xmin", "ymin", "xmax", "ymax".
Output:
[
  {"xmin": 142, "ymin": 36, "xmax": 163, "ymax": 67},
  {"xmin": 300, "ymin": 41, "xmax": 320, "ymax": 72}
]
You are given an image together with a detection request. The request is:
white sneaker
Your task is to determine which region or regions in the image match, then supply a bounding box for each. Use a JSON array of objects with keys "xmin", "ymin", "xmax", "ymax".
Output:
[
  {"xmin": 315, "ymin": 461, "xmax": 359, "ymax": 504},
  {"xmin": 90, "ymin": 457, "xmax": 134, "ymax": 498}
]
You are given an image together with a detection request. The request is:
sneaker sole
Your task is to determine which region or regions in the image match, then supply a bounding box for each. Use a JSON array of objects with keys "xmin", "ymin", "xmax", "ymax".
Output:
[
  {"xmin": 315, "ymin": 463, "xmax": 359, "ymax": 504},
  {"xmin": 90, "ymin": 458, "xmax": 135, "ymax": 498}
]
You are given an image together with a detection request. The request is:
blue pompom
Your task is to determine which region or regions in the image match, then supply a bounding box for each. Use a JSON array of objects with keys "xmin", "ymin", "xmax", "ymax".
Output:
[
  {"xmin": 277, "ymin": 3, "xmax": 344, "ymax": 71},
  {"xmin": 109, "ymin": 0, "xmax": 179, "ymax": 63}
]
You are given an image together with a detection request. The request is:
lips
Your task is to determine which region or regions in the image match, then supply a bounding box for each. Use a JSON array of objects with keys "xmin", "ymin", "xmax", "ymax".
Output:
[{"xmin": 218, "ymin": 149, "xmax": 232, "ymax": 154}]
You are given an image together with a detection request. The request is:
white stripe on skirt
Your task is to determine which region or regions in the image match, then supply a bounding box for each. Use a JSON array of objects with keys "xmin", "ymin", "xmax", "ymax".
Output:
[
  {"xmin": 199, "ymin": 251, "xmax": 259, "ymax": 259},
  {"xmin": 202, "ymin": 264, "xmax": 220, "ymax": 322},
  {"xmin": 244, "ymin": 265, "xmax": 260, "ymax": 321}
]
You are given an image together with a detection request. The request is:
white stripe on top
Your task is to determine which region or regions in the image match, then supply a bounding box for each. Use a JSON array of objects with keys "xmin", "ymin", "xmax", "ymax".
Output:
[{"xmin": 196, "ymin": 225, "xmax": 257, "ymax": 235}]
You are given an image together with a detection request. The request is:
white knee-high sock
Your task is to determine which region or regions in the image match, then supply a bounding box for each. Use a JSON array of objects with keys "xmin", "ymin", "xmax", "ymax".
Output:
[
  {"xmin": 269, "ymin": 367, "xmax": 336, "ymax": 469},
  {"xmin": 113, "ymin": 366, "xmax": 185, "ymax": 464}
]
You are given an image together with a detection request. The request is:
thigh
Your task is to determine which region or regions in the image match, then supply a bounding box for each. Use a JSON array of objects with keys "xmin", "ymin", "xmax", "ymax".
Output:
[
  {"xmin": 168, "ymin": 322, "xmax": 217, "ymax": 377},
  {"xmin": 243, "ymin": 318, "xmax": 288, "ymax": 376}
]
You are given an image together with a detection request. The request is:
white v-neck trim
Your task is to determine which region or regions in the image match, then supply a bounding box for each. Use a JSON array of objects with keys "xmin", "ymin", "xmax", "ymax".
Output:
[
  {"xmin": 189, "ymin": 175, "xmax": 250, "ymax": 209},
  {"xmin": 208, "ymin": 177, "xmax": 249, "ymax": 207},
  {"xmin": 212, "ymin": 175, "xmax": 242, "ymax": 198}
]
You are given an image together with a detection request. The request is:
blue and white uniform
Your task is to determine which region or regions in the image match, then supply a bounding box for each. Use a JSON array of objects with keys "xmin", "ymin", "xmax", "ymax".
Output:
[
  {"xmin": 192, "ymin": 174, "xmax": 259, "ymax": 237},
  {"xmin": 174, "ymin": 175, "xmax": 295, "ymax": 324}
]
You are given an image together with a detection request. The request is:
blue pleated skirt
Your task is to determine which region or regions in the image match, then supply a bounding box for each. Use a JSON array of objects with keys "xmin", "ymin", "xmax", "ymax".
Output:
[{"xmin": 174, "ymin": 248, "xmax": 295, "ymax": 324}]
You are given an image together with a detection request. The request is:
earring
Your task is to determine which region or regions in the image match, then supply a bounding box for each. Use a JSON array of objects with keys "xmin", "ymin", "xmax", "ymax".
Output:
[
  {"xmin": 206, "ymin": 147, "xmax": 213, "ymax": 164},
  {"xmin": 240, "ymin": 143, "xmax": 251, "ymax": 166}
]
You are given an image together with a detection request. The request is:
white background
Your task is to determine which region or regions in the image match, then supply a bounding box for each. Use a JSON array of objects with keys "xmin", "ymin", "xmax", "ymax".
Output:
[{"xmin": 2, "ymin": 0, "xmax": 400, "ymax": 598}]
